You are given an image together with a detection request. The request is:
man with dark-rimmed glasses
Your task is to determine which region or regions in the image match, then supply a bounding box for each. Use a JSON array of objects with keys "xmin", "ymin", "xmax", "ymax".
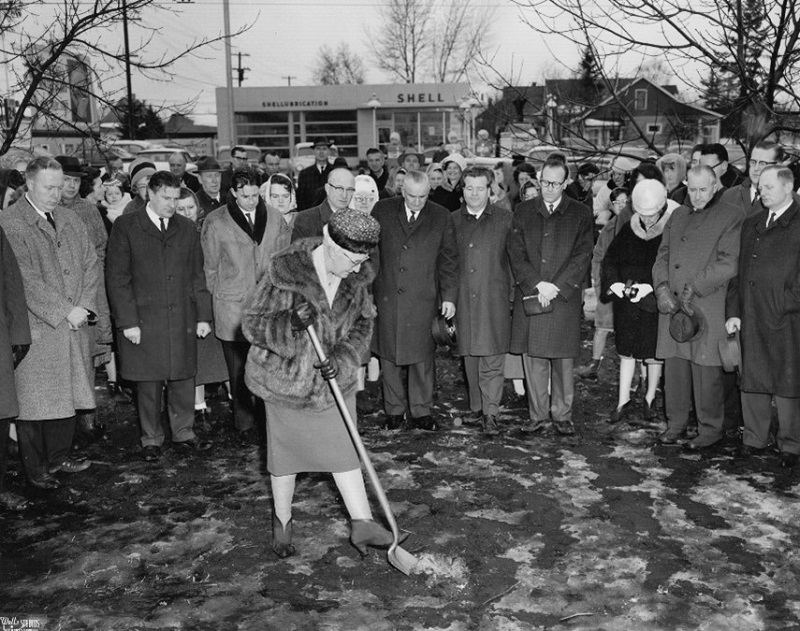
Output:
[{"xmin": 292, "ymin": 167, "xmax": 355, "ymax": 241}]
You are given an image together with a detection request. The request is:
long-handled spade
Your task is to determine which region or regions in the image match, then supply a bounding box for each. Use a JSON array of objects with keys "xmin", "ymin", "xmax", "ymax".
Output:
[{"xmin": 305, "ymin": 323, "xmax": 418, "ymax": 576}]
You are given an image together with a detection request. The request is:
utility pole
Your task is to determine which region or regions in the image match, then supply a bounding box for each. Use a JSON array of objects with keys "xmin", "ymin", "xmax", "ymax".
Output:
[
  {"xmin": 282, "ymin": 75, "xmax": 297, "ymax": 87},
  {"xmin": 122, "ymin": 0, "xmax": 135, "ymax": 139},
  {"xmin": 223, "ymin": 0, "xmax": 235, "ymax": 145},
  {"xmin": 236, "ymin": 52, "xmax": 250, "ymax": 87}
]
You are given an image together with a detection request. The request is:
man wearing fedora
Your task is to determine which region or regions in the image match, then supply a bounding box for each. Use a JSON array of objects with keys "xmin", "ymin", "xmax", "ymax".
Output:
[
  {"xmin": 653, "ymin": 165, "xmax": 744, "ymax": 450},
  {"xmin": 195, "ymin": 156, "xmax": 225, "ymax": 220},
  {"xmin": 296, "ymin": 137, "xmax": 333, "ymax": 211},
  {"xmin": 452, "ymin": 167, "xmax": 513, "ymax": 435},
  {"xmin": 726, "ymin": 166, "xmax": 800, "ymax": 467}
]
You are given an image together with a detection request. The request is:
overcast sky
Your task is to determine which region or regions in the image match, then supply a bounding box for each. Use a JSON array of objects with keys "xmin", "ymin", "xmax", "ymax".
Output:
[{"xmin": 106, "ymin": 0, "xmax": 579, "ymax": 125}]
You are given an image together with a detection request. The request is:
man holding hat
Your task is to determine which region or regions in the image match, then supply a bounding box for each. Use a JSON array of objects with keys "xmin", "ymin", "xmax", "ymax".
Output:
[
  {"xmin": 652, "ymin": 165, "xmax": 744, "ymax": 450},
  {"xmin": 195, "ymin": 156, "xmax": 225, "ymax": 219},
  {"xmin": 296, "ymin": 137, "xmax": 333, "ymax": 211},
  {"xmin": 726, "ymin": 166, "xmax": 800, "ymax": 467}
]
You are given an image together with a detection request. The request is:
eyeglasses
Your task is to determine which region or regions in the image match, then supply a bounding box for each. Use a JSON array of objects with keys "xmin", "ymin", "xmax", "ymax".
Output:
[
  {"xmin": 341, "ymin": 249, "xmax": 369, "ymax": 266},
  {"xmin": 540, "ymin": 180, "xmax": 565, "ymax": 189},
  {"xmin": 352, "ymin": 195, "xmax": 374, "ymax": 204},
  {"xmin": 611, "ymin": 199, "xmax": 628, "ymax": 206},
  {"xmin": 749, "ymin": 159, "xmax": 777, "ymax": 168},
  {"xmin": 704, "ymin": 162, "xmax": 724, "ymax": 170},
  {"xmin": 328, "ymin": 184, "xmax": 356, "ymax": 195},
  {"xmin": 232, "ymin": 155, "xmax": 248, "ymax": 161}
]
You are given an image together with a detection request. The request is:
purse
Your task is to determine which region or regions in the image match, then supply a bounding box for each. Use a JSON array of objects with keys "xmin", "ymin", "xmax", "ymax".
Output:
[{"xmin": 522, "ymin": 293, "xmax": 553, "ymax": 315}]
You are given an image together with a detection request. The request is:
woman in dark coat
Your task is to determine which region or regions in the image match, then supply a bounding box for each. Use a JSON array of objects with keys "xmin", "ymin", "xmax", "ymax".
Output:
[
  {"xmin": 601, "ymin": 180, "xmax": 672, "ymax": 423},
  {"xmin": 430, "ymin": 153, "xmax": 464, "ymax": 211},
  {"xmin": 243, "ymin": 209, "xmax": 404, "ymax": 559}
]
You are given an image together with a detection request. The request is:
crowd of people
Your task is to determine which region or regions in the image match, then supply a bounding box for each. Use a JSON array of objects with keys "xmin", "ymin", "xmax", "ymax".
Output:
[{"xmin": 0, "ymin": 137, "xmax": 798, "ymax": 560}]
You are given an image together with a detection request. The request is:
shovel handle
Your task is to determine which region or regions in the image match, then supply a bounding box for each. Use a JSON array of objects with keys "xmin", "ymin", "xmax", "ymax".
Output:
[{"xmin": 305, "ymin": 325, "xmax": 403, "ymax": 550}]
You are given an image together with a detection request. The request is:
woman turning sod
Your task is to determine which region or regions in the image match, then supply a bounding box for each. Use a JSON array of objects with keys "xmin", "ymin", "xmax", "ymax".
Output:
[{"xmin": 243, "ymin": 209, "xmax": 406, "ymax": 559}]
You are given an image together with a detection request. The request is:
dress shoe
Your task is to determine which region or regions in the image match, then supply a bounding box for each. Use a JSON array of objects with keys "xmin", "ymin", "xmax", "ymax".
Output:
[
  {"xmin": 411, "ymin": 415, "xmax": 440, "ymax": 431},
  {"xmin": 520, "ymin": 419, "xmax": 546, "ymax": 434},
  {"xmin": 481, "ymin": 414, "xmax": 500, "ymax": 436},
  {"xmin": 780, "ymin": 452, "xmax": 799, "ymax": 468},
  {"xmin": 382, "ymin": 414, "xmax": 405, "ymax": 430},
  {"xmin": 554, "ymin": 419, "xmax": 576, "ymax": 435},
  {"xmin": 643, "ymin": 399, "xmax": 657, "ymax": 421},
  {"xmin": 272, "ymin": 514, "xmax": 296, "ymax": 559},
  {"xmin": 48, "ymin": 457, "xmax": 91, "ymax": 474},
  {"xmin": 575, "ymin": 358, "xmax": 602, "ymax": 380},
  {"xmin": 28, "ymin": 473, "xmax": 60, "ymax": 490},
  {"xmin": 75, "ymin": 412, "xmax": 106, "ymax": 443},
  {"xmin": 237, "ymin": 427, "xmax": 260, "ymax": 447},
  {"xmin": 349, "ymin": 519, "xmax": 409, "ymax": 557},
  {"xmin": 658, "ymin": 429, "xmax": 683, "ymax": 445},
  {"xmin": 684, "ymin": 436, "xmax": 721, "ymax": 451},
  {"xmin": 142, "ymin": 445, "xmax": 161, "ymax": 462},
  {"xmin": 608, "ymin": 400, "xmax": 633, "ymax": 424},
  {"xmin": 734, "ymin": 444, "xmax": 765, "ymax": 459},
  {"xmin": 0, "ymin": 490, "xmax": 30, "ymax": 511},
  {"xmin": 173, "ymin": 437, "xmax": 212, "ymax": 454}
]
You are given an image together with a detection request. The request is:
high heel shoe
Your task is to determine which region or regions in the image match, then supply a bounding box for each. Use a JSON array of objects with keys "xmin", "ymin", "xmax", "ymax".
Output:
[
  {"xmin": 349, "ymin": 519, "xmax": 409, "ymax": 557},
  {"xmin": 272, "ymin": 515, "xmax": 296, "ymax": 559}
]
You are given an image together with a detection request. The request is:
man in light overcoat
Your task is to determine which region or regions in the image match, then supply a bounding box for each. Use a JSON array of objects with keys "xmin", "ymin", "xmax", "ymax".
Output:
[
  {"xmin": 0, "ymin": 157, "xmax": 99, "ymax": 488},
  {"xmin": 201, "ymin": 167, "xmax": 290, "ymax": 444}
]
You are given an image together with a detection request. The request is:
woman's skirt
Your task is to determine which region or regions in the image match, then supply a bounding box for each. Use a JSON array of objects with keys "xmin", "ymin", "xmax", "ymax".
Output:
[{"xmin": 265, "ymin": 394, "xmax": 360, "ymax": 476}]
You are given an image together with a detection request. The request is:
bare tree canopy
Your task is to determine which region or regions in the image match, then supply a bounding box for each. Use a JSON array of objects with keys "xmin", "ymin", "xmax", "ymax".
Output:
[
  {"xmin": 311, "ymin": 43, "xmax": 365, "ymax": 85},
  {"xmin": 518, "ymin": 0, "xmax": 800, "ymax": 145},
  {"xmin": 368, "ymin": 0, "xmax": 493, "ymax": 84},
  {"xmin": 0, "ymin": 0, "xmax": 249, "ymax": 155}
]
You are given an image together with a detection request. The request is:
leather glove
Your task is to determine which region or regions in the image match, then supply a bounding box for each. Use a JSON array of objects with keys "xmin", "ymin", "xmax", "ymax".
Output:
[
  {"xmin": 655, "ymin": 283, "xmax": 679, "ymax": 314},
  {"xmin": 314, "ymin": 356, "xmax": 338, "ymax": 381},
  {"xmin": 291, "ymin": 302, "xmax": 316, "ymax": 331},
  {"xmin": 679, "ymin": 284, "xmax": 695, "ymax": 316},
  {"xmin": 12, "ymin": 344, "xmax": 30, "ymax": 369}
]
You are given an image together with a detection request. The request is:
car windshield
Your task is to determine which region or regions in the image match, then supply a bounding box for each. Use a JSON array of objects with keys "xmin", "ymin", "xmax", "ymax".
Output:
[{"xmin": 296, "ymin": 147, "xmax": 314, "ymax": 157}]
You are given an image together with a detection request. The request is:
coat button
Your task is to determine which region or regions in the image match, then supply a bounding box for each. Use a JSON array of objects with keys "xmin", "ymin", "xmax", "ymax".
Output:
[
  {"xmin": 399, "ymin": 267, "xmax": 405, "ymax": 272},
  {"xmin": 541, "ymin": 259, "xmax": 546, "ymax": 263},
  {"xmin": 749, "ymin": 281, "xmax": 755, "ymax": 286},
  {"xmin": 681, "ymin": 237, "xmax": 687, "ymax": 242},
  {"xmin": 167, "ymin": 275, "xmax": 173, "ymax": 280},
  {"xmin": 752, "ymin": 254, "xmax": 757, "ymax": 258},
  {"xmin": 397, "ymin": 289, "xmax": 403, "ymax": 294},
  {"xmin": 57, "ymin": 241, "xmax": 62, "ymax": 247},
  {"xmin": 67, "ymin": 297, "xmax": 73, "ymax": 303},
  {"xmin": 402, "ymin": 245, "xmax": 408, "ymax": 250},
  {"xmin": 469, "ymin": 243, "xmax": 474, "ymax": 248},
  {"xmin": 470, "ymin": 269, "xmax": 476, "ymax": 273},
  {"xmin": 675, "ymin": 264, "xmax": 680, "ymax": 269},
  {"xmin": 63, "ymin": 269, "xmax": 70, "ymax": 275}
]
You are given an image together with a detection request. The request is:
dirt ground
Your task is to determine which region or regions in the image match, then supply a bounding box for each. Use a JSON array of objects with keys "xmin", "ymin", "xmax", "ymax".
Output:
[{"xmin": 2, "ymin": 315, "xmax": 800, "ymax": 631}]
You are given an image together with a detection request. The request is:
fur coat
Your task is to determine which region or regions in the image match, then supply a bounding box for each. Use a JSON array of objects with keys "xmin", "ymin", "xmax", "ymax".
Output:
[{"xmin": 243, "ymin": 237, "xmax": 376, "ymax": 411}]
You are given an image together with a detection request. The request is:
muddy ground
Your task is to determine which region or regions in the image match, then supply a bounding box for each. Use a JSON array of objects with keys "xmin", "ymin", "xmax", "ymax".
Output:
[{"xmin": 2, "ymin": 312, "xmax": 800, "ymax": 631}]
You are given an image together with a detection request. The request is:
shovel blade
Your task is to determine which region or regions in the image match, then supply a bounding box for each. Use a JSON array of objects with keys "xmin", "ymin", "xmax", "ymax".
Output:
[{"xmin": 388, "ymin": 545, "xmax": 418, "ymax": 576}]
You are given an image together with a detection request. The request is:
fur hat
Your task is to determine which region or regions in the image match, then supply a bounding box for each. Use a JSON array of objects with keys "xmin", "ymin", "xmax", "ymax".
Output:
[
  {"xmin": 441, "ymin": 153, "xmax": 467, "ymax": 172},
  {"xmin": 632, "ymin": 180, "xmax": 667, "ymax": 216},
  {"xmin": 328, "ymin": 209, "xmax": 380, "ymax": 254},
  {"xmin": 129, "ymin": 160, "xmax": 156, "ymax": 190}
]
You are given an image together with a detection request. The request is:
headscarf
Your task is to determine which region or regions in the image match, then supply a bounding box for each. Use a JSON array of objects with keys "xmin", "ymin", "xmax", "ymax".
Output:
[
  {"xmin": 260, "ymin": 173, "xmax": 297, "ymax": 222},
  {"xmin": 348, "ymin": 174, "xmax": 379, "ymax": 213}
]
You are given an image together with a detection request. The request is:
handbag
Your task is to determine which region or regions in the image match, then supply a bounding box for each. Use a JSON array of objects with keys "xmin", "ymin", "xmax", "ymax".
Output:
[{"xmin": 522, "ymin": 293, "xmax": 553, "ymax": 315}]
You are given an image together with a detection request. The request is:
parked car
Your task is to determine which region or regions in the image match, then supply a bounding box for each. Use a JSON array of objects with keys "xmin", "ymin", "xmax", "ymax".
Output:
[
  {"xmin": 72, "ymin": 144, "xmax": 135, "ymax": 168},
  {"xmin": 129, "ymin": 147, "xmax": 197, "ymax": 173},
  {"xmin": 110, "ymin": 140, "xmax": 160, "ymax": 159}
]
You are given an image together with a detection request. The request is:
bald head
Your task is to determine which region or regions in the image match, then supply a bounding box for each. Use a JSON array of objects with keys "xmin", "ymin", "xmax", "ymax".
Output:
[
  {"xmin": 325, "ymin": 168, "xmax": 355, "ymax": 211},
  {"xmin": 168, "ymin": 152, "xmax": 187, "ymax": 178}
]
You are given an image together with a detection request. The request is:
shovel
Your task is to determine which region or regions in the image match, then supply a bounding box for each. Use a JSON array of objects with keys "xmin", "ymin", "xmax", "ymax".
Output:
[{"xmin": 305, "ymin": 323, "xmax": 418, "ymax": 576}]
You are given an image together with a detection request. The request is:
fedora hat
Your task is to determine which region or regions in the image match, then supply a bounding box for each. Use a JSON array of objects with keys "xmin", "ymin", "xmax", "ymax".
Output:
[
  {"xmin": 669, "ymin": 305, "xmax": 706, "ymax": 343},
  {"xmin": 195, "ymin": 156, "xmax": 223, "ymax": 172},
  {"xmin": 718, "ymin": 331, "xmax": 741, "ymax": 373},
  {"xmin": 55, "ymin": 155, "xmax": 84, "ymax": 178},
  {"xmin": 312, "ymin": 136, "xmax": 332, "ymax": 148},
  {"xmin": 431, "ymin": 314, "xmax": 457, "ymax": 348}
]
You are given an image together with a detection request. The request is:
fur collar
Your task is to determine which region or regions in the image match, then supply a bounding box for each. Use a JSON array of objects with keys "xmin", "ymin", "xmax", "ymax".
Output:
[
  {"xmin": 630, "ymin": 207, "xmax": 672, "ymax": 240},
  {"xmin": 270, "ymin": 237, "xmax": 375, "ymax": 302}
]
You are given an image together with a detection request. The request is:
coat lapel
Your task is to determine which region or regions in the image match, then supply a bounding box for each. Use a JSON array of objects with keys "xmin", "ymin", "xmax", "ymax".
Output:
[{"xmin": 135, "ymin": 209, "xmax": 166, "ymax": 241}]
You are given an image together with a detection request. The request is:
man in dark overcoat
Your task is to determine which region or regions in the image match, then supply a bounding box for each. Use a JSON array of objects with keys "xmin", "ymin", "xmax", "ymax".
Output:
[
  {"xmin": 725, "ymin": 166, "xmax": 800, "ymax": 467},
  {"xmin": 106, "ymin": 171, "xmax": 213, "ymax": 461},
  {"xmin": 452, "ymin": 167, "xmax": 513, "ymax": 435},
  {"xmin": 296, "ymin": 137, "xmax": 333, "ymax": 211},
  {"xmin": 195, "ymin": 156, "xmax": 225, "ymax": 220},
  {"xmin": 653, "ymin": 166, "xmax": 744, "ymax": 450},
  {"xmin": 0, "ymin": 227, "xmax": 31, "ymax": 508},
  {"xmin": 371, "ymin": 170, "xmax": 459, "ymax": 431},
  {"xmin": 169, "ymin": 151, "xmax": 200, "ymax": 193},
  {"xmin": 508, "ymin": 157, "xmax": 593, "ymax": 436},
  {"xmin": 0, "ymin": 157, "xmax": 99, "ymax": 488},
  {"xmin": 292, "ymin": 168, "xmax": 355, "ymax": 241}
]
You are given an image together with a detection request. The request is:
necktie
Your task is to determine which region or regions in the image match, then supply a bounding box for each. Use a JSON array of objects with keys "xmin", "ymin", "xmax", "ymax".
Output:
[
  {"xmin": 45, "ymin": 212, "xmax": 56, "ymax": 230},
  {"xmin": 767, "ymin": 212, "xmax": 777, "ymax": 228},
  {"xmin": 409, "ymin": 212, "xmax": 417, "ymax": 225},
  {"xmin": 159, "ymin": 217, "xmax": 167, "ymax": 235},
  {"xmin": 548, "ymin": 204, "xmax": 555, "ymax": 215},
  {"xmin": 246, "ymin": 212, "xmax": 254, "ymax": 229}
]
